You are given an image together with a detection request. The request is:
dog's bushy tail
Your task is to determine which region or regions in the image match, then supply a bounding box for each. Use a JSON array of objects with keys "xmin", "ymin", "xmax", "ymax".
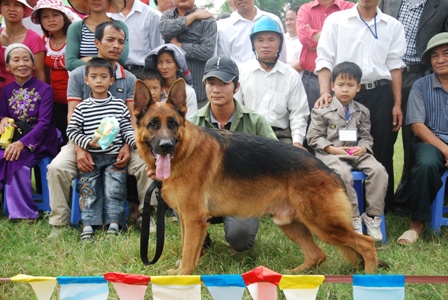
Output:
[{"xmin": 337, "ymin": 245, "xmax": 362, "ymax": 266}]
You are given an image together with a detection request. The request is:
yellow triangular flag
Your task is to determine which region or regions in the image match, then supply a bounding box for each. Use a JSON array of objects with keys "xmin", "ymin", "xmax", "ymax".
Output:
[{"xmin": 11, "ymin": 274, "xmax": 57, "ymax": 300}]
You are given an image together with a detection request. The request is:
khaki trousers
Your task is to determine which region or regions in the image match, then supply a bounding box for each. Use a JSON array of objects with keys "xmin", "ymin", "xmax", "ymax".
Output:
[{"xmin": 316, "ymin": 153, "xmax": 388, "ymax": 217}]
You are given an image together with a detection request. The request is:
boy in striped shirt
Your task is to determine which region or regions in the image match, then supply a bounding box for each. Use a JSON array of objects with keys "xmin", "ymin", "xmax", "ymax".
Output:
[{"xmin": 67, "ymin": 57, "xmax": 135, "ymax": 242}]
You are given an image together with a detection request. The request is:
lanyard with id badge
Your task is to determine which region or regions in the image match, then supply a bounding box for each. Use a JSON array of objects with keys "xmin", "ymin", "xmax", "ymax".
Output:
[{"xmin": 339, "ymin": 105, "xmax": 357, "ymax": 142}]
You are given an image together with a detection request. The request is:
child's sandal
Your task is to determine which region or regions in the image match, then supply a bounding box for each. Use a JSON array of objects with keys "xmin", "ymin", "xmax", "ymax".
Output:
[
  {"xmin": 106, "ymin": 227, "xmax": 119, "ymax": 236},
  {"xmin": 80, "ymin": 230, "xmax": 94, "ymax": 242}
]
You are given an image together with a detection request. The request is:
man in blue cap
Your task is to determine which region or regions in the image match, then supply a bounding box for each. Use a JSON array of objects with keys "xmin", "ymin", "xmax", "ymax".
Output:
[{"xmin": 234, "ymin": 16, "xmax": 309, "ymax": 150}]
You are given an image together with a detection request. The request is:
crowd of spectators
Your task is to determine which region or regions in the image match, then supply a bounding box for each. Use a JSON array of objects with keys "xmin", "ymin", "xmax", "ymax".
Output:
[{"xmin": 0, "ymin": 0, "xmax": 447, "ymax": 247}]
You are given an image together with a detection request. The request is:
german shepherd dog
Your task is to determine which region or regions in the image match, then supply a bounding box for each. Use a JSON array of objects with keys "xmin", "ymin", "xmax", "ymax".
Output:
[{"xmin": 134, "ymin": 78, "xmax": 380, "ymax": 275}]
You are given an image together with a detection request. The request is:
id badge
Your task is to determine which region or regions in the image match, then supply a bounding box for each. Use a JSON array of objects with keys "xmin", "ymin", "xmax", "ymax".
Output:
[{"xmin": 339, "ymin": 128, "xmax": 357, "ymax": 141}]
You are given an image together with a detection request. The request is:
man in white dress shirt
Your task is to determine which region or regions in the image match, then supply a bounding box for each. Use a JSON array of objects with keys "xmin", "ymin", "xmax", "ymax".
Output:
[
  {"xmin": 108, "ymin": 0, "xmax": 164, "ymax": 73},
  {"xmin": 217, "ymin": 0, "xmax": 287, "ymax": 65},
  {"xmin": 283, "ymin": 5, "xmax": 302, "ymax": 74},
  {"xmin": 315, "ymin": 0, "xmax": 406, "ymax": 206},
  {"xmin": 234, "ymin": 16, "xmax": 309, "ymax": 149},
  {"xmin": 154, "ymin": 0, "xmax": 174, "ymax": 14}
]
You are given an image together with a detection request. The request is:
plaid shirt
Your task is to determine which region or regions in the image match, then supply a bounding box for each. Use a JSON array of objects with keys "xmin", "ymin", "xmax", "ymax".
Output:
[
  {"xmin": 160, "ymin": 6, "xmax": 217, "ymax": 101},
  {"xmin": 397, "ymin": 0, "xmax": 428, "ymax": 65}
]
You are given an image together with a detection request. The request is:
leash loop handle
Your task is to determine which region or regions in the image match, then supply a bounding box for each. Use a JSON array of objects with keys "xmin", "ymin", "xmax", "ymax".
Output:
[{"xmin": 140, "ymin": 180, "xmax": 165, "ymax": 265}]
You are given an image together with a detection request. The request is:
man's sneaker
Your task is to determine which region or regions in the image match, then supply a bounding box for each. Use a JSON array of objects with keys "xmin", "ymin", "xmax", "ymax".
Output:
[
  {"xmin": 136, "ymin": 216, "xmax": 156, "ymax": 233},
  {"xmin": 352, "ymin": 216, "xmax": 363, "ymax": 234},
  {"xmin": 361, "ymin": 213, "xmax": 383, "ymax": 242},
  {"xmin": 47, "ymin": 226, "xmax": 64, "ymax": 239}
]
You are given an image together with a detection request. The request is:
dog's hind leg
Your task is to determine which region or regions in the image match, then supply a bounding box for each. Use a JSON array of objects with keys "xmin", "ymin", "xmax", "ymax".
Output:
[
  {"xmin": 308, "ymin": 224, "xmax": 378, "ymax": 273},
  {"xmin": 337, "ymin": 245, "xmax": 362, "ymax": 267},
  {"xmin": 278, "ymin": 220, "xmax": 327, "ymax": 272},
  {"xmin": 323, "ymin": 233, "xmax": 377, "ymax": 273},
  {"xmin": 298, "ymin": 189, "xmax": 378, "ymax": 273}
]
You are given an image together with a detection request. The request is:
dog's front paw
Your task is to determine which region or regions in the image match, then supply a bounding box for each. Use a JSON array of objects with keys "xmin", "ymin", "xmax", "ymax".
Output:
[
  {"xmin": 175, "ymin": 259, "xmax": 182, "ymax": 268},
  {"xmin": 166, "ymin": 260, "xmax": 182, "ymax": 275},
  {"xmin": 166, "ymin": 268, "xmax": 179, "ymax": 275}
]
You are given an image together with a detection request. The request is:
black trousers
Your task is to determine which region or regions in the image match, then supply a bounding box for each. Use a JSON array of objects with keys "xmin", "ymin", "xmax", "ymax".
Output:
[
  {"xmin": 391, "ymin": 71, "xmax": 427, "ymax": 215},
  {"xmin": 410, "ymin": 138, "xmax": 445, "ymax": 222},
  {"xmin": 355, "ymin": 85, "xmax": 395, "ymax": 209},
  {"xmin": 53, "ymin": 103, "xmax": 68, "ymax": 146}
]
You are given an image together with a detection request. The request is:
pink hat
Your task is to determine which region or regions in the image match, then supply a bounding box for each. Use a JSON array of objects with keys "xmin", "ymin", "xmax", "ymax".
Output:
[{"xmin": 30, "ymin": 0, "xmax": 73, "ymax": 24}]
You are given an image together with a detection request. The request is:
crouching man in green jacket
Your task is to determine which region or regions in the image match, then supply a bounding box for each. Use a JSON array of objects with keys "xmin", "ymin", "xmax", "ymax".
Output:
[{"xmin": 188, "ymin": 56, "xmax": 276, "ymax": 252}]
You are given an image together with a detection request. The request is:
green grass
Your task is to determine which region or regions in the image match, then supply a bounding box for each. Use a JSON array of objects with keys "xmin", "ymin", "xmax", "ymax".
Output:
[{"xmin": 1, "ymin": 132, "xmax": 448, "ymax": 299}]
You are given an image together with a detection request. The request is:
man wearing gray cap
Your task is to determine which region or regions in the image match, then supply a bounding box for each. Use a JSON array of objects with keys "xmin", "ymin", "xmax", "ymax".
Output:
[
  {"xmin": 397, "ymin": 33, "xmax": 448, "ymax": 245},
  {"xmin": 188, "ymin": 56, "xmax": 276, "ymax": 252}
]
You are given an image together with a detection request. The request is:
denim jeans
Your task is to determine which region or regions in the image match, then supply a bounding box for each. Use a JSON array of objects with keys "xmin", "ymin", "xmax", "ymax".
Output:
[{"xmin": 77, "ymin": 153, "xmax": 127, "ymax": 227}]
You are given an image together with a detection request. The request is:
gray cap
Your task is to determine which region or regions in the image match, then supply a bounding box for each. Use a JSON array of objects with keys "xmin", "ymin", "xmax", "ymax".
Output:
[{"xmin": 202, "ymin": 56, "xmax": 239, "ymax": 83}]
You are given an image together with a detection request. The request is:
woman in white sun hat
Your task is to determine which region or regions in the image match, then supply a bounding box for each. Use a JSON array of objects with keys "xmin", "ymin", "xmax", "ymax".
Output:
[
  {"xmin": 0, "ymin": 0, "xmax": 46, "ymax": 93},
  {"xmin": 65, "ymin": 0, "xmax": 129, "ymax": 71},
  {"xmin": 31, "ymin": 0, "xmax": 80, "ymax": 145}
]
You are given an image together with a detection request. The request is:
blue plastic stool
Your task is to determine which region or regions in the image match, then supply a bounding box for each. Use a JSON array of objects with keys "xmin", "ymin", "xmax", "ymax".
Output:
[
  {"xmin": 70, "ymin": 178, "xmax": 129, "ymax": 230},
  {"xmin": 429, "ymin": 170, "xmax": 448, "ymax": 235},
  {"xmin": 3, "ymin": 157, "xmax": 53, "ymax": 215},
  {"xmin": 352, "ymin": 170, "xmax": 387, "ymax": 244}
]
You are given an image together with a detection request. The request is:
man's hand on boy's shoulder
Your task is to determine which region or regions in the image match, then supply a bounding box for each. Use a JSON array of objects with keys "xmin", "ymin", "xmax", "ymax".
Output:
[{"xmin": 314, "ymin": 93, "xmax": 333, "ymax": 109}]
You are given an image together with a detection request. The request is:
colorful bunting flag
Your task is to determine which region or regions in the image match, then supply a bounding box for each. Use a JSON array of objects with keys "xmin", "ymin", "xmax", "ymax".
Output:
[
  {"xmin": 11, "ymin": 274, "xmax": 57, "ymax": 300},
  {"xmin": 279, "ymin": 275, "xmax": 325, "ymax": 300},
  {"xmin": 242, "ymin": 266, "xmax": 282, "ymax": 300},
  {"xmin": 104, "ymin": 272, "xmax": 151, "ymax": 300},
  {"xmin": 57, "ymin": 276, "xmax": 109, "ymax": 300},
  {"xmin": 353, "ymin": 275, "xmax": 405, "ymax": 300},
  {"xmin": 2, "ymin": 270, "xmax": 437, "ymax": 299},
  {"xmin": 202, "ymin": 274, "xmax": 246, "ymax": 300},
  {"xmin": 151, "ymin": 275, "xmax": 201, "ymax": 300}
]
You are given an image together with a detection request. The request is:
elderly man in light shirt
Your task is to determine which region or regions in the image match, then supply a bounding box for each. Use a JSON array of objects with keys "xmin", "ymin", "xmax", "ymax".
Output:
[
  {"xmin": 315, "ymin": 0, "xmax": 406, "ymax": 208},
  {"xmin": 108, "ymin": 0, "xmax": 164, "ymax": 73},
  {"xmin": 217, "ymin": 0, "xmax": 287, "ymax": 65},
  {"xmin": 235, "ymin": 16, "xmax": 309, "ymax": 149}
]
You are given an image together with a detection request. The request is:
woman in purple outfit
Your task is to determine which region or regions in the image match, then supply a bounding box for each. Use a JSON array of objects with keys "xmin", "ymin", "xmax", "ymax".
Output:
[{"xmin": 0, "ymin": 43, "xmax": 59, "ymax": 222}]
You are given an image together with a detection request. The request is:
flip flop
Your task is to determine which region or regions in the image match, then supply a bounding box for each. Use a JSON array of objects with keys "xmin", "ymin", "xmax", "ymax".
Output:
[{"xmin": 397, "ymin": 229, "xmax": 419, "ymax": 245}]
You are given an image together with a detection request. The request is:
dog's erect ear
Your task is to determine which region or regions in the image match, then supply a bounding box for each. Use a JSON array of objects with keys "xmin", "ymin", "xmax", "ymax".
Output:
[
  {"xmin": 134, "ymin": 80, "xmax": 155, "ymax": 121},
  {"xmin": 167, "ymin": 78, "xmax": 188, "ymax": 117}
]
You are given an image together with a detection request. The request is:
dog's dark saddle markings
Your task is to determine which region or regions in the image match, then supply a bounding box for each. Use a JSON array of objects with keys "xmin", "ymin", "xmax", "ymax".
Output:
[{"xmin": 134, "ymin": 78, "xmax": 383, "ymax": 275}]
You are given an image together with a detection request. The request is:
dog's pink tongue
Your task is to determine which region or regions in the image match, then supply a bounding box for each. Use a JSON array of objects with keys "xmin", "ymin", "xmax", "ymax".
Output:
[{"xmin": 156, "ymin": 154, "xmax": 171, "ymax": 179}]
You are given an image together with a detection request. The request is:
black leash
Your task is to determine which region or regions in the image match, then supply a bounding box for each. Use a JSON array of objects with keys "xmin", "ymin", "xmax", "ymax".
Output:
[{"xmin": 140, "ymin": 180, "xmax": 166, "ymax": 265}]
